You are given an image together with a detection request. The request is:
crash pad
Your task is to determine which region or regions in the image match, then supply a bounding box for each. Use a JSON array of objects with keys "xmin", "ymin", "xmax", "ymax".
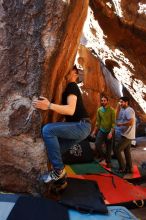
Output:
[{"xmin": 69, "ymin": 206, "xmax": 138, "ymax": 220}]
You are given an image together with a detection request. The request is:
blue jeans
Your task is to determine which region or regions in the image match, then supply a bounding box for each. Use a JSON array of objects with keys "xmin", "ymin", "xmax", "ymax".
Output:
[{"xmin": 42, "ymin": 121, "xmax": 91, "ymax": 170}]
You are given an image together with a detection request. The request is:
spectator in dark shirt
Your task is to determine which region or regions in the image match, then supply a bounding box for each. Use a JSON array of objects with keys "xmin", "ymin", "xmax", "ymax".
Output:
[{"xmin": 33, "ymin": 65, "xmax": 91, "ymax": 183}]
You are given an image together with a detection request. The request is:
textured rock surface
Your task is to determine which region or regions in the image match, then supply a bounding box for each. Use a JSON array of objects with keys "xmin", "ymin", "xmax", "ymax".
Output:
[
  {"xmin": 0, "ymin": 0, "xmax": 89, "ymax": 193},
  {"xmin": 82, "ymin": 0, "xmax": 146, "ymax": 121},
  {"xmin": 0, "ymin": 0, "xmax": 146, "ymax": 194},
  {"xmin": 77, "ymin": 45, "xmax": 121, "ymax": 128}
]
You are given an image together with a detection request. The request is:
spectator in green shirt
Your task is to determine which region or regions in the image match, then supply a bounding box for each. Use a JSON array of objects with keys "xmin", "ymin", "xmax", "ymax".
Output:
[{"xmin": 92, "ymin": 95, "xmax": 116, "ymax": 168}]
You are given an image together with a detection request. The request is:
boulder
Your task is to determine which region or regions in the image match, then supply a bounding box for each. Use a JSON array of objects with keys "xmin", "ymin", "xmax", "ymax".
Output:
[{"xmin": 0, "ymin": 0, "xmax": 89, "ymax": 193}]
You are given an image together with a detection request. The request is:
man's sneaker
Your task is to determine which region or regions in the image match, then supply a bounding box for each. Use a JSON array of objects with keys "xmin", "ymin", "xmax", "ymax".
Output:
[
  {"xmin": 106, "ymin": 162, "xmax": 112, "ymax": 168},
  {"xmin": 41, "ymin": 168, "xmax": 66, "ymax": 183},
  {"xmin": 125, "ymin": 167, "xmax": 133, "ymax": 174},
  {"xmin": 95, "ymin": 157, "xmax": 105, "ymax": 163},
  {"xmin": 116, "ymin": 168, "xmax": 126, "ymax": 174}
]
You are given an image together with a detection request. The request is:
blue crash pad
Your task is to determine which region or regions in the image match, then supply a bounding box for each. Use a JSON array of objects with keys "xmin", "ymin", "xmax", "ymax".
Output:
[{"xmin": 69, "ymin": 206, "xmax": 138, "ymax": 220}]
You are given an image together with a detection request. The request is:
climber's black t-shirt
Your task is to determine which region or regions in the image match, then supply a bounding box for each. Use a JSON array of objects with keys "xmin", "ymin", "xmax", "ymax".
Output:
[{"xmin": 62, "ymin": 82, "xmax": 89, "ymax": 122}]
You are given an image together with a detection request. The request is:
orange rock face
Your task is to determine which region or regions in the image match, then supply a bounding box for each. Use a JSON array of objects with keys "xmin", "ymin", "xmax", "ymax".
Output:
[
  {"xmin": 0, "ymin": 0, "xmax": 89, "ymax": 193},
  {"xmin": 77, "ymin": 45, "xmax": 121, "ymax": 129},
  {"xmin": 0, "ymin": 0, "xmax": 146, "ymax": 193},
  {"xmin": 84, "ymin": 0, "xmax": 146, "ymax": 121}
]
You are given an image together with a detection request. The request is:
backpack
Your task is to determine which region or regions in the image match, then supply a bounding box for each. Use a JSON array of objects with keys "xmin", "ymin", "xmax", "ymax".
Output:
[{"xmin": 62, "ymin": 139, "xmax": 94, "ymax": 164}]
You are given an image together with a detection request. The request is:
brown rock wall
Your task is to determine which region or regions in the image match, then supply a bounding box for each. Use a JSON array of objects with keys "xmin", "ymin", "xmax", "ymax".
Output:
[
  {"xmin": 0, "ymin": 0, "xmax": 89, "ymax": 193},
  {"xmin": 89, "ymin": 0, "xmax": 146, "ymax": 120},
  {"xmin": 77, "ymin": 45, "xmax": 121, "ymax": 128},
  {"xmin": 1, "ymin": 0, "xmax": 146, "ymax": 194},
  {"xmin": 41, "ymin": 0, "xmax": 89, "ymax": 123}
]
